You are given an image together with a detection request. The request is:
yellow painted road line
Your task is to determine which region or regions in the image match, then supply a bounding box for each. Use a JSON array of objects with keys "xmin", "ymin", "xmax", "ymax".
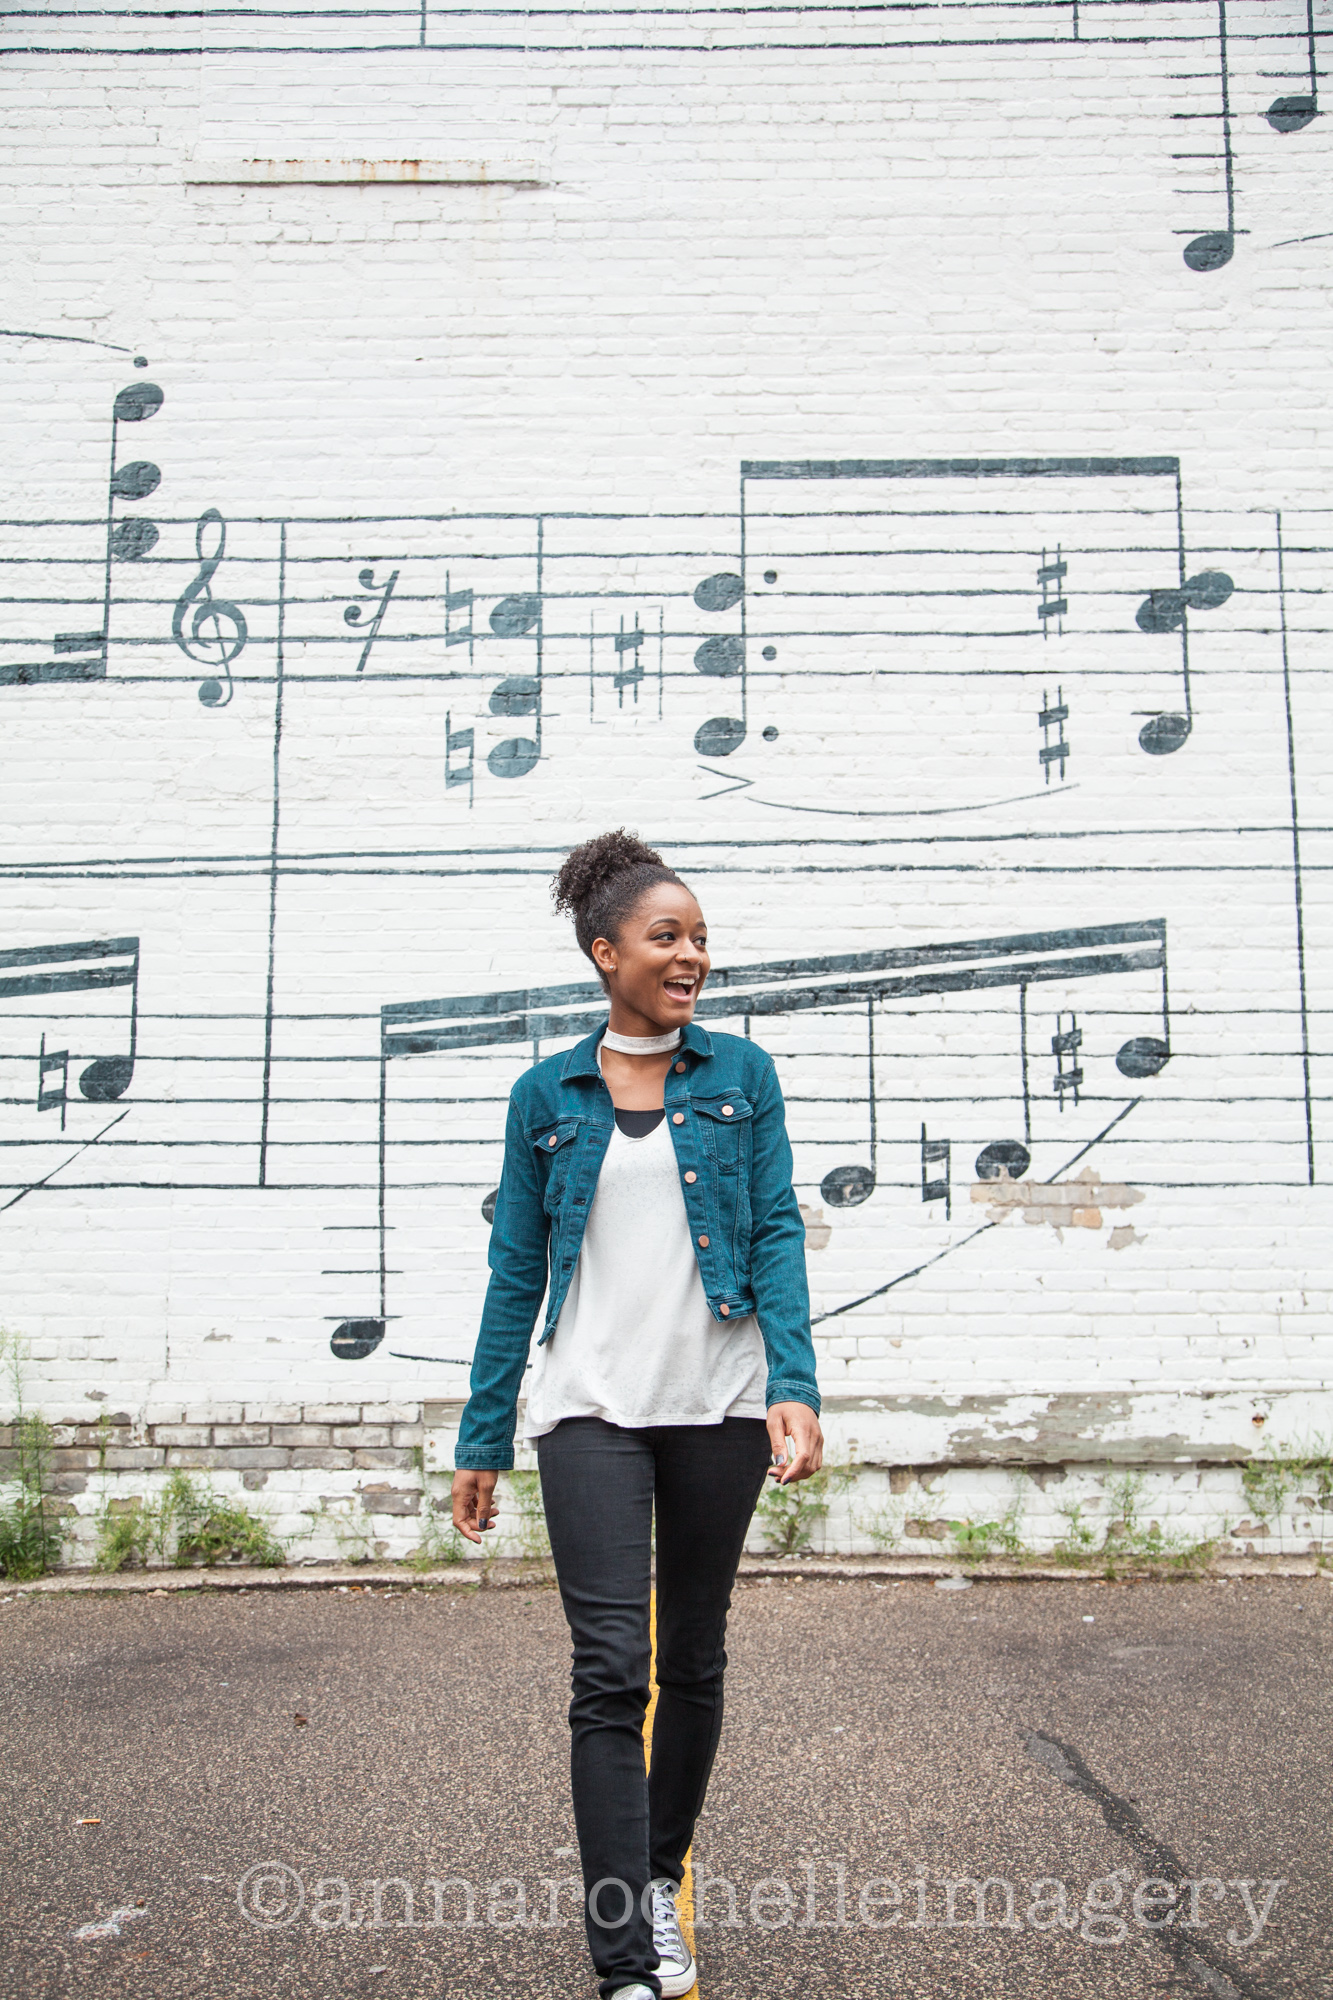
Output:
[{"xmin": 646, "ymin": 1589, "xmax": 700, "ymax": 1999}]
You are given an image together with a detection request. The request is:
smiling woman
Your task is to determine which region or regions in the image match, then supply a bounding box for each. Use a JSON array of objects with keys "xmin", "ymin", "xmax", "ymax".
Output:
[{"xmin": 451, "ymin": 828, "xmax": 823, "ymax": 2000}]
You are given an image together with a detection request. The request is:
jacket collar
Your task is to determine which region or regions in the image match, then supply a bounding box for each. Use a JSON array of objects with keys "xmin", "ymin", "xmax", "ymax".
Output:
[{"xmin": 559, "ymin": 1016, "xmax": 714, "ymax": 1082}]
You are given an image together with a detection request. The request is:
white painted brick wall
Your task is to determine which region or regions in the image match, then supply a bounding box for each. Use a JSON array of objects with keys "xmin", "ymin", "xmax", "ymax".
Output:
[{"xmin": 0, "ymin": 0, "xmax": 1330, "ymax": 1557}]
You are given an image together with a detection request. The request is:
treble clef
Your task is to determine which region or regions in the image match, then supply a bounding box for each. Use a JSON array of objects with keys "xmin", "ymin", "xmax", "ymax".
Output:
[{"xmin": 172, "ymin": 507, "xmax": 248, "ymax": 707}]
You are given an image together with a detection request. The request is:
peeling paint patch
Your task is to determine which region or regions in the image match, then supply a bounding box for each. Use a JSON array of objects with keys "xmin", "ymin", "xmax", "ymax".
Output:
[
  {"xmin": 972, "ymin": 1165, "xmax": 1145, "ymax": 1233},
  {"xmin": 357, "ymin": 1483, "xmax": 420, "ymax": 1516},
  {"xmin": 904, "ymin": 1516, "xmax": 950, "ymax": 1540},
  {"xmin": 1108, "ymin": 1224, "xmax": 1146, "ymax": 1251},
  {"xmin": 799, "ymin": 1203, "xmax": 832, "ymax": 1251}
]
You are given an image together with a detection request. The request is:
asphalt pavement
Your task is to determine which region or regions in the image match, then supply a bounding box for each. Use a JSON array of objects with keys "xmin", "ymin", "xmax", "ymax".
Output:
[{"xmin": 0, "ymin": 1573, "xmax": 1328, "ymax": 1999}]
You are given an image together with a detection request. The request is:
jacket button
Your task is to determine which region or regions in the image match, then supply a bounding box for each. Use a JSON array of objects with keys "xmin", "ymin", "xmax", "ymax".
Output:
[
  {"xmin": 672, "ymin": 1112, "xmax": 684, "ymax": 1125},
  {"xmin": 684, "ymin": 1170, "xmax": 697, "ymax": 1184},
  {"xmin": 548, "ymin": 1135, "xmax": 558, "ymax": 1147},
  {"xmin": 698, "ymin": 1234, "xmax": 709, "ymax": 1248},
  {"xmin": 675, "ymin": 1060, "xmax": 686, "ymax": 1072},
  {"xmin": 719, "ymin": 1303, "xmax": 730, "ymax": 1317},
  {"xmin": 722, "ymin": 1104, "xmax": 734, "ymax": 1116}
]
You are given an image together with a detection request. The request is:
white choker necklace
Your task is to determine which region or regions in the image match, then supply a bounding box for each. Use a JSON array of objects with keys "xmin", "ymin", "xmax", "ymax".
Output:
[{"xmin": 602, "ymin": 1025, "xmax": 683, "ymax": 1055}]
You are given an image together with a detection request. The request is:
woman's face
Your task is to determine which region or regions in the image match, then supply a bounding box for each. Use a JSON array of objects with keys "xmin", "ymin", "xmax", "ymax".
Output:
[{"xmin": 591, "ymin": 884, "xmax": 711, "ymax": 1032}]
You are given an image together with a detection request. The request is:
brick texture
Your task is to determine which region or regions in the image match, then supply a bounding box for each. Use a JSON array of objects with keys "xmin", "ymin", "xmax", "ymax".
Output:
[{"xmin": 0, "ymin": 6, "xmax": 1329, "ymax": 1560}]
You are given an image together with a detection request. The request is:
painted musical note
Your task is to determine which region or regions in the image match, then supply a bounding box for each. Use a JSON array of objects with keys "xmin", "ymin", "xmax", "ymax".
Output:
[
  {"xmin": 1267, "ymin": 0, "xmax": 1319, "ymax": 130},
  {"xmin": 364, "ymin": 917, "xmax": 1176, "ymax": 1356},
  {"xmin": 694, "ymin": 636, "xmax": 744, "ymax": 678},
  {"xmin": 1037, "ymin": 547, "xmax": 1067, "ymax": 634},
  {"xmin": 172, "ymin": 508, "xmax": 248, "ymax": 708},
  {"xmin": 975, "ymin": 1140, "xmax": 1031, "ymax": 1183},
  {"xmin": 695, "ymin": 573, "xmax": 743, "ymax": 614},
  {"xmin": 614, "ymin": 617, "xmax": 645, "ymax": 702},
  {"xmin": 1039, "ymin": 685, "xmax": 1069, "ymax": 782},
  {"xmin": 736, "ymin": 456, "xmax": 1198, "ymax": 789},
  {"xmin": 37, "ymin": 1036, "xmax": 68, "ymax": 1129},
  {"xmin": 693, "ymin": 570, "xmax": 747, "ymax": 757},
  {"xmin": 920, "ymin": 1126, "xmax": 951, "ymax": 1217},
  {"xmin": 586, "ymin": 606, "xmax": 664, "ymax": 727},
  {"xmin": 331, "ymin": 1319, "xmax": 385, "ymax": 1361},
  {"xmin": 445, "ymin": 576, "xmax": 474, "ymax": 654},
  {"xmin": 106, "ymin": 383, "xmax": 162, "ymax": 565},
  {"xmin": 1136, "ymin": 570, "xmax": 1234, "ymax": 635},
  {"xmin": 1052, "ymin": 1012, "xmax": 1083, "ymax": 1106},
  {"xmin": 487, "ymin": 587, "xmax": 542, "ymax": 779},
  {"xmin": 820, "ymin": 999, "xmax": 877, "ymax": 1208},
  {"xmin": 0, "ymin": 938, "xmax": 140, "ymax": 1103},
  {"xmin": 384, "ymin": 921, "xmax": 1173, "ymax": 1053},
  {"xmin": 1180, "ymin": 0, "xmax": 1236, "ymax": 271},
  {"xmin": 343, "ymin": 566, "xmax": 399, "ymax": 672},
  {"xmin": 1116, "ymin": 1034, "xmax": 1170, "ymax": 1080},
  {"xmin": 1134, "ymin": 568, "xmax": 1233, "ymax": 755},
  {"xmin": 5, "ymin": 376, "xmax": 164, "ymax": 688},
  {"xmin": 108, "ymin": 518, "xmax": 159, "ymax": 561},
  {"xmin": 695, "ymin": 717, "xmax": 746, "ymax": 758},
  {"xmin": 109, "ymin": 459, "xmax": 161, "ymax": 503},
  {"xmin": 490, "ymin": 593, "xmax": 540, "ymax": 639},
  {"xmin": 445, "ymin": 712, "xmax": 475, "ymax": 804},
  {"xmin": 111, "ymin": 380, "xmax": 163, "ymax": 423},
  {"xmin": 1, "ymin": 630, "xmax": 108, "ymax": 687},
  {"xmin": 94, "ymin": 378, "xmax": 165, "ymax": 674}
]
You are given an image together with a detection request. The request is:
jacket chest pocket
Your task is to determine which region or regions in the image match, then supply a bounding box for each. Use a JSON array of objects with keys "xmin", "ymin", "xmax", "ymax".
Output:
[
  {"xmin": 691, "ymin": 1093, "xmax": 753, "ymax": 1175},
  {"xmin": 530, "ymin": 1119, "xmax": 581, "ymax": 1216}
]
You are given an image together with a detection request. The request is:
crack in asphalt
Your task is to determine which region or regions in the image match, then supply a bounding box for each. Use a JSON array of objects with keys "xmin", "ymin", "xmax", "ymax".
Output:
[{"xmin": 1025, "ymin": 1731, "xmax": 1275, "ymax": 2000}]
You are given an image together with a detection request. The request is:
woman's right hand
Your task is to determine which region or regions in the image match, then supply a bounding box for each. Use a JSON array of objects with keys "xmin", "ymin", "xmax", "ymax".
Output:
[{"xmin": 451, "ymin": 1469, "xmax": 500, "ymax": 1544}]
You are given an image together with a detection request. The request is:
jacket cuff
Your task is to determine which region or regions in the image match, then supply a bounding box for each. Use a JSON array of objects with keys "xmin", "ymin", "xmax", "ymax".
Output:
[
  {"xmin": 453, "ymin": 1445, "xmax": 515, "ymax": 1471},
  {"xmin": 765, "ymin": 1380, "xmax": 822, "ymax": 1417}
]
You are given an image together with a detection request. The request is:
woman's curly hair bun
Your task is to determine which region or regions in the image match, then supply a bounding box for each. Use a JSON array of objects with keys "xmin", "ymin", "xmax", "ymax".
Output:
[
  {"xmin": 553, "ymin": 828, "xmax": 664, "ymax": 915},
  {"xmin": 553, "ymin": 829, "xmax": 689, "ymax": 971}
]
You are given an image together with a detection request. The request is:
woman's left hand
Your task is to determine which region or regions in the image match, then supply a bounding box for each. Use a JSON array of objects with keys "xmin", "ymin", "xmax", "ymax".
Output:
[{"xmin": 765, "ymin": 1402, "xmax": 824, "ymax": 1485}]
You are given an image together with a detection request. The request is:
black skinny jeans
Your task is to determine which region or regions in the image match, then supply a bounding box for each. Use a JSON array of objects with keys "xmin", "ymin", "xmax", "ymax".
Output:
[{"xmin": 537, "ymin": 1415, "xmax": 771, "ymax": 1999}]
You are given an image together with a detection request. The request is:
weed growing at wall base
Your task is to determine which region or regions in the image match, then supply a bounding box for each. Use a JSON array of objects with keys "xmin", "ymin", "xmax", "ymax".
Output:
[
  {"xmin": 94, "ymin": 1468, "xmax": 286, "ymax": 1571},
  {"xmin": 0, "ymin": 1330, "xmax": 63, "ymax": 1580},
  {"xmin": 404, "ymin": 1504, "xmax": 467, "ymax": 1570},
  {"xmin": 755, "ymin": 1465, "xmax": 856, "ymax": 1556},
  {"xmin": 1048, "ymin": 1471, "xmax": 1217, "ymax": 1576},
  {"xmin": 1241, "ymin": 1438, "xmax": 1333, "ymax": 1524}
]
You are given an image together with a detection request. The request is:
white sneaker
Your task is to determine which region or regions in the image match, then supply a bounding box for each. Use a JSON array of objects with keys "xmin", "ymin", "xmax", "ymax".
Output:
[
  {"xmin": 609, "ymin": 1989, "xmax": 656, "ymax": 1999},
  {"xmin": 649, "ymin": 1877, "xmax": 697, "ymax": 1998}
]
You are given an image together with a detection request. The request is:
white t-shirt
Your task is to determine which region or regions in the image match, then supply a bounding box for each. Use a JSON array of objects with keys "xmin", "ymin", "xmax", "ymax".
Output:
[{"xmin": 523, "ymin": 1112, "xmax": 768, "ymax": 1439}]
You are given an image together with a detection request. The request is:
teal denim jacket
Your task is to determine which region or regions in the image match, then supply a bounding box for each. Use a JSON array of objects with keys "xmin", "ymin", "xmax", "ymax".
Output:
[{"xmin": 454, "ymin": 1020, "xmax": 821, "ymax": 1470}]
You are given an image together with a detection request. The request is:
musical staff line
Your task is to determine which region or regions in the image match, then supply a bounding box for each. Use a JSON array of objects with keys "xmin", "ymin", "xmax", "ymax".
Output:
[
  {"xmin": 0, "ymin": 2, "xmax": 1321, "ymax": 266},
  {"xmin": 2, "ymin": 361, "xmax": 1327, "ymax": 1380},
  {"xmin": 811, "ymin": 1096, "xmax": 1141, "ymax": 1322},
  {"xmin": 0, "ymin": 2, "xmax": 1320, "ymax": 56},
  {"xmin": 257, "ymin": 522, "xmax": 287, "ymax": 1188},
  {"xmin": 340, "ymin": 920, "xmax": 1183, "ymax": 1356},
  {"xmin": 0, "ymin": 1109, "xmax": 130, "ymax": 1214},
  {"xmin": 6, "ymin": 419, "xmax": 1271, "ymax": 837},
  {"xmin": 1276, "ymin": 509, "xmax": 1314, "ymax": 1187}
]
